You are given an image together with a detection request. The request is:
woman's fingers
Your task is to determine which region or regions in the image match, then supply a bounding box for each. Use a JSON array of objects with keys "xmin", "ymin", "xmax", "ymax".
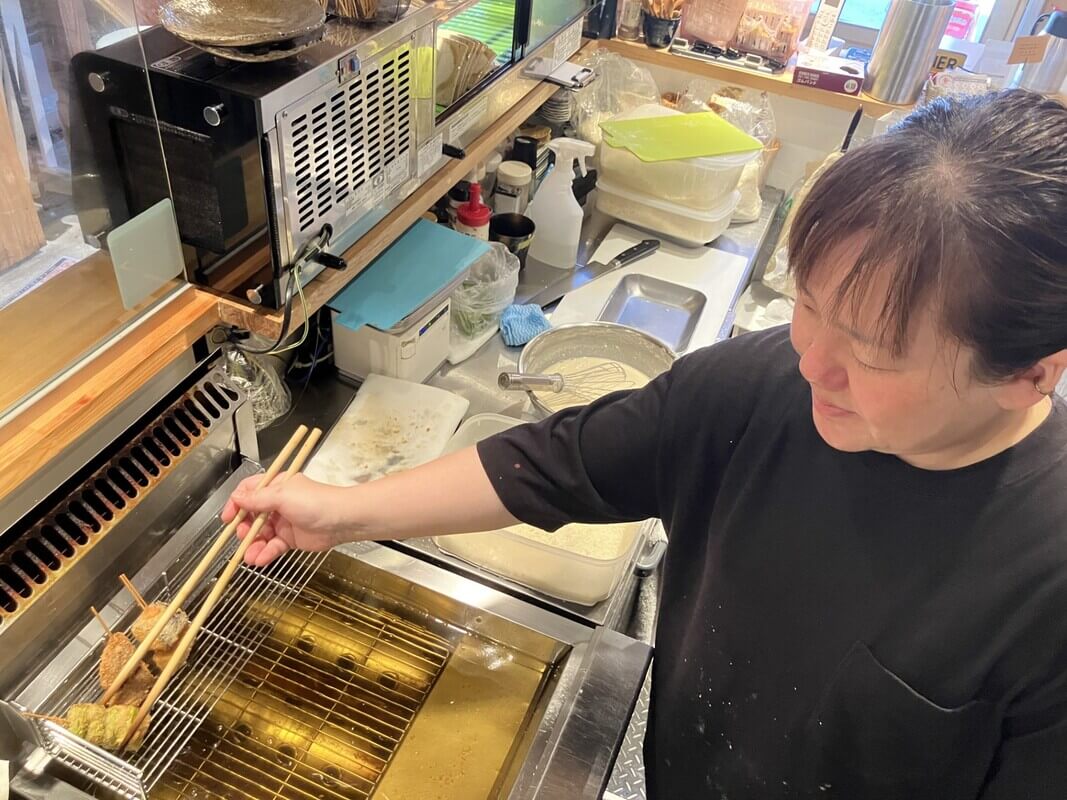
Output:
[
  {"xmin": 246, "ymin": 536, "xmax": 289, "ymax": 567},
  {"xmin": 235, "ymin": 513, "xmax": 279, "ymax": 541},
  {"xmin": 222, "ymin": 476, "xmax": 267, "ymax": 523}
]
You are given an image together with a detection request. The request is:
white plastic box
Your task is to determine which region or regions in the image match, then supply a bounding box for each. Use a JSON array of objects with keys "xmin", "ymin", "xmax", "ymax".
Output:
[
  {"xmin": 433, "ymin": 414, "xmax": 647, "ymax": 606},
  {"xmin": 331, "ymin": 273, "xmax": 467, "ymax": 384},
  {"xmin": 597, "ymin": 179, "xmax": 740, "ymax": 247},
  {"xmin": 597, "ymin": 104, "xmax": 759, "ymax": 212}
]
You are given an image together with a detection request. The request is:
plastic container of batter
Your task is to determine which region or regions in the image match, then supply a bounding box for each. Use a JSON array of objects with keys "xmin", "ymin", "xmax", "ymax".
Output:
[{"xmin": 433, "ymin": 414, "xmax": 647, "ymax": 606}]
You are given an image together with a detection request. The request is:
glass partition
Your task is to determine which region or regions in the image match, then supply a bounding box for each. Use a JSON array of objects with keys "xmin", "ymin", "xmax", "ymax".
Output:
[
  {"xmin": 528, "ymin": 0, "xmax": 590, "ymax": 52},
  {"xmin": 435, "ymin": 0, "xmax": 521, "ymax": 120},
  {"xmin": 0, "ymin": 0, "xmax": 183, "ymax": 418}
]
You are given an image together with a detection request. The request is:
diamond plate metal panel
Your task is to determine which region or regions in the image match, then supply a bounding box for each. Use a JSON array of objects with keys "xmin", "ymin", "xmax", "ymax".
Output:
[{"xmin": 606, "ymin": 662, "xmax": 651, "ymax": 800}]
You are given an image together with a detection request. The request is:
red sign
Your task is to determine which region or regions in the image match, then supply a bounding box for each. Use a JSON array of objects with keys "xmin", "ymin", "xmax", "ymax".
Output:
[{"xmin": 945, "ymin": 0, "xmax": 979, "ymax": 39}]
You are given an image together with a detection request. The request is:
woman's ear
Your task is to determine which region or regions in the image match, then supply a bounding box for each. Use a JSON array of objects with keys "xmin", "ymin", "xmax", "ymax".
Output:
[{"xmin": 995, "ymin": 350, "xmax": 1067, "ymax": 409}]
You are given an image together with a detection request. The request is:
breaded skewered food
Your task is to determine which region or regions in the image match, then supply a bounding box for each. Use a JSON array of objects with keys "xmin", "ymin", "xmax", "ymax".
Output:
[
  {"xmin": 100, "ymin": 633, "xmax": 154, "ymax": 705},
  {"xmin": 131, "ymin": 602, "xmax": 191, "ymax": 651},
  {"xmin": 151, "ymin": 644, "xmax": 178, "ymax": 672},
  {"xmin": 65, "ymin": 704, "xmax": 151, "ymax": 752}
]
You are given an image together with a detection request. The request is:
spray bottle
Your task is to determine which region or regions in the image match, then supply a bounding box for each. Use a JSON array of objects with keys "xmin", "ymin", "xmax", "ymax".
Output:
[{"xmin": 525, "ymin": 138, "xmax": 596, "ymax": 269}]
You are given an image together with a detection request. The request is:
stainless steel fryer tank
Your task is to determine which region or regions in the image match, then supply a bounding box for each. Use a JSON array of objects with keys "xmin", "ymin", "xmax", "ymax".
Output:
[{"xmin": 2, "ymin": 366, "xmax": 650, "ymax": 800}]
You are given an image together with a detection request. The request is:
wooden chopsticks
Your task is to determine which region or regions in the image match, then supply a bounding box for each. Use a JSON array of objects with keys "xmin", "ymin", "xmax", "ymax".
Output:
[
  {"xmin": 102, "ymin": 423, "xmax": 311, "ymax": 705},
  {"xmin": 118, "ymin": 425, "xmax": 323, "ymax": 749}
]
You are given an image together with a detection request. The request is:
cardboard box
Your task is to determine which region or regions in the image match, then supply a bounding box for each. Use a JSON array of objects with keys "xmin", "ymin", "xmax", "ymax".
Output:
[{"xmin": 792, "ymin": 52, "xmax": 866, "ymax": 96}]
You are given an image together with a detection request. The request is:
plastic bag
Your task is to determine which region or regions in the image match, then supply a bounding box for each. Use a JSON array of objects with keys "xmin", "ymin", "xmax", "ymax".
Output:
[
  {"xmin": 451, "ymin": 242, "xmax": 520, "ymax": 341},
  {"xmin": 572, "ymin": 51, "xmax": 660, "ymax": 147},
  {"xmin": 764, "ymin": 149, "xmax": 846, "ymax": 300},
  {"xmin": 221, "ymin": 343, "xmax": 291, "ymax": 430},
  {"xmin": 677, "ymin": 80, "xmax": 777, "ymax": 146},
  {"xmin": 678, "ymin": 79, "xmax": 777, "ymax": 222}
]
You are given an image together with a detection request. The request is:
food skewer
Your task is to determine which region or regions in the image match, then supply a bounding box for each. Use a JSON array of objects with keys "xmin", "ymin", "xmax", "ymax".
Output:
[
  {"xmin": 119, "ymin": 574, "xmax": 146, "ymax": 609},
  {"xmin": 101, "ymin": 424, "xmax": 311, "ymax": 705},
  {"xmin": 23, "ymin": 705, "xmax": 151, "ymax": 752},
  {"xmin": 89, "ymin": 606, "xmax": 111, "ymax": 636},
  {"xmin": 118, "ymin": 573, "xmax": 189, "ymax": 671},
  {"xmin": 22, "ymin": 711, "xmax": 66, "ymax": 725},
  {"xmin": 91, "ymin": 606, "xmax": 154, "ymax": 706},
  {"xmin": 119, "ymin": 426, "xmax": 323, "ymax": 749}
]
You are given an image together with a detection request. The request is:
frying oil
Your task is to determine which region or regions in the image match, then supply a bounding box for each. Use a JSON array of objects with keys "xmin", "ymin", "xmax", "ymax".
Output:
[
  {"xmin": 150, "ymin": 561, "xmax": 553, "ymax": 800},
  {"xmin": 371, "ymin": 635, "xmax": 548, "ymax": 800}
]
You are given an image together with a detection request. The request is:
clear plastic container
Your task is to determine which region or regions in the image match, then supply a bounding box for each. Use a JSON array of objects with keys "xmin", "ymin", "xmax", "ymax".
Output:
[
  {"xmin": 597, "ymin": 179, "xmax": 740, "ymax": 247},
  {"xmin": 678, "ymin": 0, "xmax": 748, "ymax": 46},
  {"xmin": 597, "ymin": 105, "xmax": 757, "ymax": 212},
  {"xmin": 434, "ymin": 414, "xmax": 647, "ymax": 606},
  {"xmin": 731, "ymin": 0, "xmax": 808, "ymax": 62}
]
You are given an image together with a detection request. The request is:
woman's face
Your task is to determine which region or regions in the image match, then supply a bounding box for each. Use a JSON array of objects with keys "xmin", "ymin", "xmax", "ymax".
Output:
[{"xmin": 789, "ymin": 236, "xmax": 1018, "ymax": 468}]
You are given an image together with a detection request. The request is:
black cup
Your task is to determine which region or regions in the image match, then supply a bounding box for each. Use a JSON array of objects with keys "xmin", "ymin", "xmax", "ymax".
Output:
[
  {"xmin": 511, "ymin": 136, "xmax": 539, "ymax": 172},
  {"xmin": 642, "ymin": 12, "xmax": 680, "ymax": 49},
  {"xmin": 489, "ymin": 213, "xmax": 536, "ymax": 268}
]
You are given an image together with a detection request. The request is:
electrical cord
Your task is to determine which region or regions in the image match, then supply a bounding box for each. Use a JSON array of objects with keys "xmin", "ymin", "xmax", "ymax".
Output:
[
  {"xmin": 263, "ymin": 267, "xmax": 310, "ymax": 357},
  {"xmin": 213, "ymin": 261, "xmax": 306, "ymax": 356}
]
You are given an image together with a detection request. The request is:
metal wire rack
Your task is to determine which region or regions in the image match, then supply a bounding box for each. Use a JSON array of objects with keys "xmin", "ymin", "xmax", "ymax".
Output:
[
  {"xmin": 32, "ymin": 530, "xmax": 329, "ymax": 799},
  {"xmin": 152, "ymin": 582, "xmax": 453, "ymax": 799}
]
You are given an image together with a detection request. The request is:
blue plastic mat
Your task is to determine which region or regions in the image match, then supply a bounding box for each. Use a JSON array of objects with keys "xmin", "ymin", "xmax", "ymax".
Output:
[{"xmin": 331, "ymin": 219, "xmax": 490, "ymax": 331}]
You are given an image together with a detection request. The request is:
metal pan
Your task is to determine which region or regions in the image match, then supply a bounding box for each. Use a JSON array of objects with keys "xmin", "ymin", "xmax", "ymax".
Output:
[
  {"xmin": 597, "ymin": 273, "xmax": 706, "ymax": 353},
  {"xmin": 517, "ymin": 322, "xmax": 676, "ymax": 417}
]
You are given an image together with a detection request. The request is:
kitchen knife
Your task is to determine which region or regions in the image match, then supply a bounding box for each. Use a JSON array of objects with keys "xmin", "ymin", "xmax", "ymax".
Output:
[{"xmin": 527, "ymin": 239, "xmax": 661, "ymax": 308}]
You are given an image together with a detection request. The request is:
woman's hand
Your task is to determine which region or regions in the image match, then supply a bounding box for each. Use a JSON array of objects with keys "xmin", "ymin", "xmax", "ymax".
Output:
[
  {"xmin": 221, "ymin": 474, "xmax": 353, "ymax": 567},
  {"xmin": 221, "ymin": 447, "xmax": 518, "ymax": 568}
]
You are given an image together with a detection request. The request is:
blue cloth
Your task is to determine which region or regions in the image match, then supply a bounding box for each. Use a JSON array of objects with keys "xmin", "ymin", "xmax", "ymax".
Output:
[
  {"xmin": 500, "ymin": 304, "xmax": 550, "ymax": 347},
  {"xmin": 330, "ymin": 219, "xmax": 490, "ymax": 331}
]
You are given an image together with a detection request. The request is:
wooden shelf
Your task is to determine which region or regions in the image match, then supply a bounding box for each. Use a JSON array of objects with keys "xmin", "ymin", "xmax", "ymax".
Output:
[{"xmin": 601, "ymin": 39, "xmax": 909, "ymax": 118}]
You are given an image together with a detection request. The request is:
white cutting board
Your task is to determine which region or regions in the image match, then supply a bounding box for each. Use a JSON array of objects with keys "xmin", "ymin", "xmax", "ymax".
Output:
[
  {"xmin": 305, "ymin": 375, "xmax": 470, "ymax": 486},
  {"xmin": 551, "ymin": 224, "xmax": 750, "ymax": 353}
]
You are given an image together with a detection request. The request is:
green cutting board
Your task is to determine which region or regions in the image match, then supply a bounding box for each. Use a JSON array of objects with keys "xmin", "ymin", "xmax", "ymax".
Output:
[{"xmin": 600, "ymin": 111, "xmax": 762, "ymax": 162}]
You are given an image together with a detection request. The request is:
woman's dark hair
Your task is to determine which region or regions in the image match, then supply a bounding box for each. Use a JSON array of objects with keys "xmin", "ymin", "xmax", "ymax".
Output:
[{"xmin": 789, "ymin": 90, "xmax": 1067, "ymax": 382}]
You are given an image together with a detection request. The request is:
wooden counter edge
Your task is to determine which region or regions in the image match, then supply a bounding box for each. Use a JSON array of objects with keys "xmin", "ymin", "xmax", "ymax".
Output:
[{"xmin": 0, "ymin": 288, "xmax": 219, "ymax": 502}]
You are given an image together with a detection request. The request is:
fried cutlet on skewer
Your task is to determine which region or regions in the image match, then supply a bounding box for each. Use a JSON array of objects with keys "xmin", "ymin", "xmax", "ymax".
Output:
[
  {"xmin": 120, "ymin": 574, "xmax": 191, "ymax": 653},
  {"xmin": 92, "ymin": 606, "xmax": 154, "ymax": 705}
]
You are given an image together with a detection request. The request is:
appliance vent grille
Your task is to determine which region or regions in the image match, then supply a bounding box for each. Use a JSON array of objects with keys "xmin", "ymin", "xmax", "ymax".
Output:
[
  {"xmin": 284, "ymin": 43, "xmax": 414, "ymax": 238},
  {"xmin": 0, "ymin": 374, "xmax": 241, "ymax": 629}
]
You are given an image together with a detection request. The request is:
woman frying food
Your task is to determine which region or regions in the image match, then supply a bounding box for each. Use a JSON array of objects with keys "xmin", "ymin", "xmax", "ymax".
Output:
[{"xmin": 224, "ymin": 92, "xmax": 1067, "ymax": 798}]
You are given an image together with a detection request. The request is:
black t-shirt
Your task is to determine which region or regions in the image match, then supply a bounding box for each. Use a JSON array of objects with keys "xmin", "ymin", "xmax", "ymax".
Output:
[{"xmin": 478, "ymin": 326, "xmax": 1067, "ymax": 800}]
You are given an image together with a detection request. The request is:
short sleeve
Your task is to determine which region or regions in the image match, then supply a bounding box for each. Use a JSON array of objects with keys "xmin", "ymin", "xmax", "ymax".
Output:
[{"xmin": 477, "ymin": 368, "xmax": 672, "ymax": 531}]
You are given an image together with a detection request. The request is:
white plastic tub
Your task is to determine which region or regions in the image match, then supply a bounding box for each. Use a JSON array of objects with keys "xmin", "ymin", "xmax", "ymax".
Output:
[
  {"xmin": 597, "ymin": 104, "xmax": 758, "ymax": 212},
  {"xmin": 597, "ymin": 179, "xmax": 740, "ymax": 247},
  {"xmin": 434, "ymin": 413, "xmax": 646, "ymax": 606}
]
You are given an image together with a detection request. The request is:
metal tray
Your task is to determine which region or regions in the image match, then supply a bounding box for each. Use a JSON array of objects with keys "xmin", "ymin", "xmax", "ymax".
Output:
[{"xmin": 597, "ymin": 274, "xmax": 707, "ymax": 352}]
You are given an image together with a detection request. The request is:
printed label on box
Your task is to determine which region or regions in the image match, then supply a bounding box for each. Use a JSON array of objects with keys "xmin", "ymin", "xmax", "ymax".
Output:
[
  {"xmin": 450, "ymin": 96, "xmax": 489, "ymax": 141},
  {"xmin": 418, "ymin": 134, "xmax": 444, "ymax": 177},
  {"xmin": 553, "ymin": 20, "xmax": 583, "ymax": 64}
]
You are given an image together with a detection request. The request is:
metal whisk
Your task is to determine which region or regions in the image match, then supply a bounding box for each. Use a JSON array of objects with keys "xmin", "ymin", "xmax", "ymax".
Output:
[{"xmin": 499, "ymin": 361, "xmax": 638, "ymax": 403}]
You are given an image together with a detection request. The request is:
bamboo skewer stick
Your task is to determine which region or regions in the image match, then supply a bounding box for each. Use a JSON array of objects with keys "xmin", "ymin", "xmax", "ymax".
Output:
[
  {"xmin": 119, "ymin": 427, "xmax": 323, "ymax": 749},
  {"xmin": 119, "ymin": 574, "xmax": 147, "ymax": 610},
  {"xmin": 90, "ymin": 606, "xmax": 111, "ymax": 637},
  {"xmin": 22, "ymin": 711, "xmax": 67, "ymax": 725},
  {"xmin": 101, "ymin": 424, "xmax": 310, "ymax": 705}
]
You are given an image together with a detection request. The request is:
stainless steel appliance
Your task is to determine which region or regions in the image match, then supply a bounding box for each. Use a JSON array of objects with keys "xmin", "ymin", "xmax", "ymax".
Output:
[
  {"xmin": 71, "ymin": 0, "xmax": 596, "ymax": 311},
  {"xmin": 1009, "ymin": 11, "xmax": 1067, "ymax": 94},
  {"xmin": 72, "ymin": 10, "xmax": 437, "ymax": 310},
  {"xmin": 0, "ymin": 365, "xmax": 649, "ymax": 799}
]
